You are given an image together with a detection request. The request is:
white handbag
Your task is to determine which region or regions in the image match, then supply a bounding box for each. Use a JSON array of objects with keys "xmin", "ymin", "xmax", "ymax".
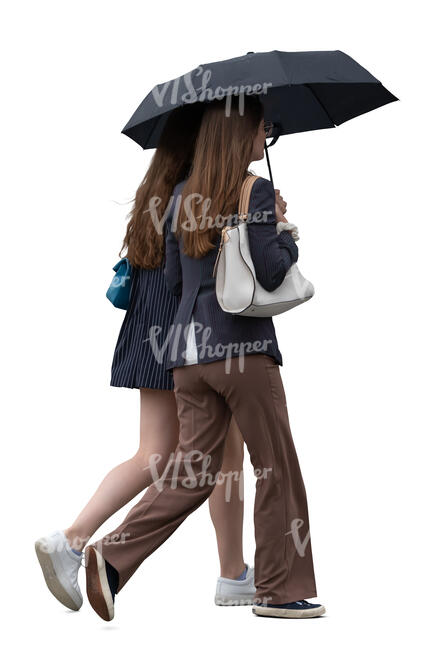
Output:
[{"xmin": 213, "ymin": 175, "xmax": 315, "ymax": 317}]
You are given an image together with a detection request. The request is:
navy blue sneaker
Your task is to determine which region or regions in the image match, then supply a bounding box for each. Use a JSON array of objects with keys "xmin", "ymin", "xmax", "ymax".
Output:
[
  {"xmin": 85, "ymin": 546, "xmax": 119, "ymax": 621},
  {"xmin": 253, "ymin": 599, "xmax": 326, "ymax": 618}
]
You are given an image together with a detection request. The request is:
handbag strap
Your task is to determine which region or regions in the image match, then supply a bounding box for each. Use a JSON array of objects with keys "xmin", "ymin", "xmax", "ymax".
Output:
[
  {"xmin": 238, "ymin": 174, "xmax": 260, "ymax": 219},
  {"xmin": 212, "ymin": 174, "xmax": 260, "ymax": 278}
]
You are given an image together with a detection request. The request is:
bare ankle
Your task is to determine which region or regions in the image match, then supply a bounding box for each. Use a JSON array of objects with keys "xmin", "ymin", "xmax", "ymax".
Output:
[
  {"xmin": 220, "ymin": 562, "xmax": 246, "ymax": 580},
  {"xmin": 63, "ymin": 528, "xmax": 89, "ymax": 552}
]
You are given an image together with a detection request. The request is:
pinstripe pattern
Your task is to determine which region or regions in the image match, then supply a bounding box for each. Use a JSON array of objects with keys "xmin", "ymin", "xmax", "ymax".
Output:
[
  {"xmin": 163, "ymin": 177, "xmax": 299, "ymax": 370},
  {"xmin": 110, "ymin": 265, "xmax": 179, "ymax": 390}
]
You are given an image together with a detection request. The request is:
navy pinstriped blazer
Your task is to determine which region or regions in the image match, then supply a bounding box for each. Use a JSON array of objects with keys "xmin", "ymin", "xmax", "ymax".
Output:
[{"xmin": 163, "ymin": 176, "xmax": 299, "ymax": 371}]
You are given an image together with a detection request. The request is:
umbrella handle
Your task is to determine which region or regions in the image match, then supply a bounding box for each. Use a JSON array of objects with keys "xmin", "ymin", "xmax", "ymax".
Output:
[{"xmin": 264, "ymin": 142, "xmax": 274, "ymax": 187}]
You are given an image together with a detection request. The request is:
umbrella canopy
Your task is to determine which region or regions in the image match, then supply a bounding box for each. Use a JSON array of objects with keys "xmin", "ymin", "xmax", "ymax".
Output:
[{"xmin": 122, "ymin": 50, "xmax": 398, "ymax": 149}]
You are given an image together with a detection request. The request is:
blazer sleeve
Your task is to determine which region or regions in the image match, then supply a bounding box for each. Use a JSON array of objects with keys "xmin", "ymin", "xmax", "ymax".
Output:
[
  {"xmin": 163, "ymin": 211, "xmax": 182, "ymax": 297},
  {"xmin": 246, "ymin": 177, "xmax": 299, "ymax": 292}
]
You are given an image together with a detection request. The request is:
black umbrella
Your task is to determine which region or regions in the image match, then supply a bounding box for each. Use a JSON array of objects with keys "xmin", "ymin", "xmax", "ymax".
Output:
[{"xmin": 122, "ymin": 50, "xmax": 398, "ymax": 183}]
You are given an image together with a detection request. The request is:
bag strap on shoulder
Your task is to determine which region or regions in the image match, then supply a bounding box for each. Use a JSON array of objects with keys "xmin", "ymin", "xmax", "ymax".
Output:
[
  {"xmin": 238, "ymin": 174, "xmax": 260, "ymax": 220},
  {"xmin": 212, "ymin": 175, "xmax": 260, "ymax": 278}
]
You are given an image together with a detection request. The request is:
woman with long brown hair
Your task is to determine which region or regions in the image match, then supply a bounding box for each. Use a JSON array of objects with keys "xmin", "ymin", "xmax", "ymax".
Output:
[
  {"xmin": 85, "ymin": 95, "xmax": 325, "ymax": 621},
  {"xmin": 35, "ymin": 104, "xmax": 255, "ymax": 612}
]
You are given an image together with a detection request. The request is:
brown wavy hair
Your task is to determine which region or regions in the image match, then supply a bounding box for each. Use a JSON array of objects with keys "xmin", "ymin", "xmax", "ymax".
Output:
[
  {"xmin": 177, "ymin": 95, "xmax": 263, "ymax": 258},
  {"xmin": 121, "ymin": 103, "xmax": 205, "ymax": 268}
]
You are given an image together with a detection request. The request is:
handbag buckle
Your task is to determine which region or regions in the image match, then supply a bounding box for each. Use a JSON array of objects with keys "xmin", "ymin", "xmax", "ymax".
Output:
[{"xmin": 222, "ymin": 225, "xmax": 231, "ymax": 243}]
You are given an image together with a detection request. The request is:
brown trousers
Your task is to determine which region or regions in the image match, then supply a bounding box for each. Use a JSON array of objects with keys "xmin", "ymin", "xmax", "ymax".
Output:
[{"xmin": 97, "ymin": 354, "xmax": 317, "ymax": 604}]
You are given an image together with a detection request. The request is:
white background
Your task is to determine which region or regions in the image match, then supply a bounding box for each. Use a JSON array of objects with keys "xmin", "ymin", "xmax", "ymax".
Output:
[{"xmin": 2, "ymin": 1, "xmax": 437, "ymax": 648}]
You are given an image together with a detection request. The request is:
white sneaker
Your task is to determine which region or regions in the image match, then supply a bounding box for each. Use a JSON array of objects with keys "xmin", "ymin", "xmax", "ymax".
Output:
[
  {"xmin": 35, "ymin": 530, "xmax": 83, "ymax": 611},
  {"xmin": 215, "ymin": 565, "xmax": 256, "ymax": 606}
]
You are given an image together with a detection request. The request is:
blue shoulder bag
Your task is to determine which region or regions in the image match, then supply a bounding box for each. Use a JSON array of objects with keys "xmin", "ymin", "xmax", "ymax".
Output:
[{"xmin": 106, "ymin": 258, "xmax": 132, "ymax": 310}]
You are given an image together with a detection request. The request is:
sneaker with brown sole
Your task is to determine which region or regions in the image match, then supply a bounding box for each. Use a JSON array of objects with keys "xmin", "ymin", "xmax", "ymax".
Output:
[{"xmin": 84, "ymin": 546, "xmax": 118, "ymax": 621}]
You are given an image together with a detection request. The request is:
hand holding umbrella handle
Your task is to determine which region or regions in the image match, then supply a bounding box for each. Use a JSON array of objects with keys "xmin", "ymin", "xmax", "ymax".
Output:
[{"xmin": 275, "ymin": 189, "xmax": 287, "ymax": 218}]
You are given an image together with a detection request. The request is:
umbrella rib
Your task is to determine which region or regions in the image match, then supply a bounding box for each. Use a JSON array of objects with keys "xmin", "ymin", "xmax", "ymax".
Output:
[
  {"xmin": 142, "ymin": 115, "xmax": 162, "ymax": 150},
  {"xmin": 273, "ymin": 52, "xmax": 336, "ymax": 128},
  {"xmin": 303, "ymin": 83, "xmax": 336, "ymax": 127},
  {"xmin": 274, "ymin": 50, "xmax": 293, "ymax": 86}
]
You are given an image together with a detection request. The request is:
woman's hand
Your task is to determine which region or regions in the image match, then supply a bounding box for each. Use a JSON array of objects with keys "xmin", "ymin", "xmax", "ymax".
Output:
[
  {"xmin": 274, "ymin": 189, "xmax": 299, "ymax": 241},
  {"xmin": 275, "ymin": 189, "xmax": 288, "ymax": 223}
]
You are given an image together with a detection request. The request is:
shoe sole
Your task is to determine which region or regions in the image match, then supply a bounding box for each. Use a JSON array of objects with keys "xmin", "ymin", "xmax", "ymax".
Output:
[
  {"xmin": 85, "ymin": 546, "xmax": 114, "ymax": 621},
  {"xmin": 252, "ymin": 604, "xmax": 326, "ymax": 619},
  {"xmin": 34, "ymin": 539, "xmax": 82, "ymax": 611},
  {"xmin": 215, "ymin": 594, "xmax": 255, "ymax": 606}
]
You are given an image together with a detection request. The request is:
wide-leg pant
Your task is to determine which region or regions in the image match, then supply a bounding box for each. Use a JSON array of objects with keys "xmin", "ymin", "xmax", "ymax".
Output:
[{"xmin": 96, "ymin": 354, "xmax": 317, "ymax": 604}]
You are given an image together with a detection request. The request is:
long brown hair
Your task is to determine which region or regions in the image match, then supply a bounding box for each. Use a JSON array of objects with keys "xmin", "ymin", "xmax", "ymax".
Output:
[
  {"xmin": 121, "ymin": 103, "xmax": 204, "ymax": 268},
  {"xmin": 177, "ymin": 95, "xmax": 263, "ymax": 258}
]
